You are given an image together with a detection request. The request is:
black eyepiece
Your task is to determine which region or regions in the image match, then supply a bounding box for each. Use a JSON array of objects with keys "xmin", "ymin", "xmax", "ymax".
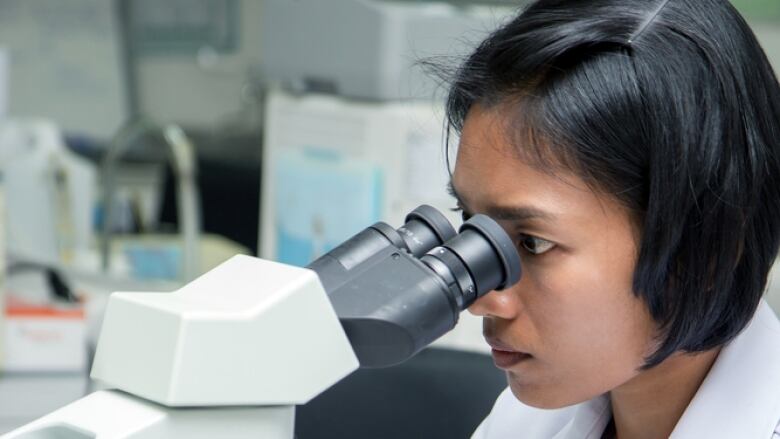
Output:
[
  {"xmin": 397, "ymin": 204, "xmax": 457, "ymax": 257},
  {"xmin": 459, "ymin": 214, "xmax": 522, "ymax": 290},
  {"xmin": 421, "ymin": 214, "xmax": 521, "ymax": 309},
  {"xmin": 310, "ymin": 206, "xmax": 522, "ymax": 368}
]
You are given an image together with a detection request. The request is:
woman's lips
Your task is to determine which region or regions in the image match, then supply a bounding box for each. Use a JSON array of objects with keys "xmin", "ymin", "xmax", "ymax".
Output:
[
  {"xmin": 490, "ymin": 348, "xmax": 532, "ymax": 369},
  {"xmin": 486, "ymin": 337, "xmax": 533, "ymax": 369}
]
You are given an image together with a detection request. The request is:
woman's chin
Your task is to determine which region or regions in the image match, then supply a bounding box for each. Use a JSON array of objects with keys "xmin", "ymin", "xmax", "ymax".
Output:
[{"xmin": 506, "ymin": 373, "xmax": 585, "ymax": 410}]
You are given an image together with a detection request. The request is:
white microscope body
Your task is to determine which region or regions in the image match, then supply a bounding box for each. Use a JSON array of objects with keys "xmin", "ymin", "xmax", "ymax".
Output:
[
  {"xmin": 4, "ymin": 255, "xmax": 359, "ymax": 438},
  {"xmin": 3, "ymin": 206, "xmax": 521, "ymax": 438}
]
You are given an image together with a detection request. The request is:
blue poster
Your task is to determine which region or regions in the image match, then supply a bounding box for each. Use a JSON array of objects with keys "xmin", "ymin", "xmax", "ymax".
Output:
[{"xmin": 274, "ymin": 147, "xmax": 383, "ymax": 266}]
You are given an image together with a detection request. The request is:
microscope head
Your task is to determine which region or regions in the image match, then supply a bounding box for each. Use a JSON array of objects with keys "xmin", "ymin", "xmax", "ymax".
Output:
[
  {"xmin": 90, "ymin": 205, "xmax": 521, "ymax": 407},
  {"xmin": 91, "ymin": 255, "xmax": 359, "ymax": 407}
]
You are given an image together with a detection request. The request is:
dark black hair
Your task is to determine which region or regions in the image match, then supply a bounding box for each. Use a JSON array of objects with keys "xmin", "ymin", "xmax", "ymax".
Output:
[{"xmin": 446, "ymin": 0, "xmax": 780, "ymax": 367}]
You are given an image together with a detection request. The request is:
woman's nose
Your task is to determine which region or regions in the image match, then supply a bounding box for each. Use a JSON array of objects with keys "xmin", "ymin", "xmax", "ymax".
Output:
[{"xmin": 467, "ymin": 286, "xmax": 520, "ymax": 319}]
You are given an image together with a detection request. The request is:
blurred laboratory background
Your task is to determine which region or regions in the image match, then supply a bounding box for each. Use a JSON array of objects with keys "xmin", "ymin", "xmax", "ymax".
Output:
[{"xmin": 0, "ymin": 0, "xmax": 777, "ymax": 437}]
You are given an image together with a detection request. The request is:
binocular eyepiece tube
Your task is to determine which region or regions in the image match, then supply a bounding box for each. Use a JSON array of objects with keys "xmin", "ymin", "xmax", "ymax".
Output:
[{"xmin": 307, "ymin": 205, "xmax": 521, "ymax": 367}]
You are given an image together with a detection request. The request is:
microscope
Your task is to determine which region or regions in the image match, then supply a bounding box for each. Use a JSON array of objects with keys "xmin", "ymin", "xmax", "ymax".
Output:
[{"xmin": 3, "ymin": 206, "xmax": 520, "ymax": 439}]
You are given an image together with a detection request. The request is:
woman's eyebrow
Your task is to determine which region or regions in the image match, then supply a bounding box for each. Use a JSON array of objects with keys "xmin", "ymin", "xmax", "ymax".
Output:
[{"xmin": 447, "ymin": 180, "xmax": 558, "ymax": 223}]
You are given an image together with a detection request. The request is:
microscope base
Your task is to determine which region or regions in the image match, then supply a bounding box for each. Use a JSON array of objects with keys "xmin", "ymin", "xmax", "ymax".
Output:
[{"xmin": 2, "ymin": 390, "xmax": 295, "ymax": 439}]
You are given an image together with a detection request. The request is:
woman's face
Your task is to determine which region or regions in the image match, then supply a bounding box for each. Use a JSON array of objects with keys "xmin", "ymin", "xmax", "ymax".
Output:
[{"xmin": 452, "ymin": 106, "xmax": 658, "ymax": 408}]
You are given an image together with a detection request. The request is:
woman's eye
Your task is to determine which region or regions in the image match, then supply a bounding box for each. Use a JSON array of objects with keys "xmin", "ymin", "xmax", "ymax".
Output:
[{"xmin": 518, "ymin": 235, "xmax": 555, "ymax": 255}]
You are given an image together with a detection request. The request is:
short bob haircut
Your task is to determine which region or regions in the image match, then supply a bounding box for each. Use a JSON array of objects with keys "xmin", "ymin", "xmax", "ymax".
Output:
[{"xmin": 445, "ymin": 0, "xmax": 780, "ymax": 367}]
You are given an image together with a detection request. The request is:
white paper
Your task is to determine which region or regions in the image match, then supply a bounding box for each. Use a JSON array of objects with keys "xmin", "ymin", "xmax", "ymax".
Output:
[{"xmin": 0, "ymin": 48, "xmax": 7, "ymax": 120}]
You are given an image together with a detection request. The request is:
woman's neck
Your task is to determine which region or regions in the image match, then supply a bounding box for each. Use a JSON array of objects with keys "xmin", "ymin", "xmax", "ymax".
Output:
[{"xmin": 609, "ymin": 348, "xmax": 720, "ymax": 439}]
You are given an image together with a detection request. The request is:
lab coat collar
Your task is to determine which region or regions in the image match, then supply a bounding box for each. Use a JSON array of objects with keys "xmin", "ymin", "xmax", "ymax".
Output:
[
  {"xmin": 551, "ymin": 394, "xmax": 610, "ymax": 439},
  {"xmin": 552, "ymin": 301, "xmax": 780, "ymax": 439},
  {"xmin": 671, "ymin": 301, "xmax": 780, "ymax": 437}
]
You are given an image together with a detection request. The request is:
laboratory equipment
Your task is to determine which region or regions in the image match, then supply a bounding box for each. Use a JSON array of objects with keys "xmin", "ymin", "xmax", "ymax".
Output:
[
  {"xmin": 260, "ymin": 89, "xmax": 457, "ymax": 266},
  {"xmin": 100, "ymin": 119, "xmax": 201, "ymax": 282},
  {"xmin": 259, "ymin": 0, "xmax": 512, "ymax": 261},
  {"xmin": 260, "ymin": 1, "xmax": 516, "ymax": 347},
  {"xmin": 0, "ymin": 121, "xmax": 96, "ymax": 267},
  {"xmin": 3, "ymin": 205, "xmax": 520, "ymax": 438},
  {"xmin": 262, "ymin": 0, "xmax": 513, "ymax": 101}
]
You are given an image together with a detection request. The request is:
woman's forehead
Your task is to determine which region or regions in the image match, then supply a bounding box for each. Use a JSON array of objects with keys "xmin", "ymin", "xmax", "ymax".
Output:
[
  {"xmin": 454, "ymin": 107, "xmax": 586, "ymax": 197},
  {"xmin": 452, "ymin": 106, "xmax": 636, "ymax": 233}
]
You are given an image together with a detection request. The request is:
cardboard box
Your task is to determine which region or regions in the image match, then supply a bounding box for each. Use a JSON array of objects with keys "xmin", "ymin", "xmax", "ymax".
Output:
[{"xmin": 3, "ymin": 299, "xmax": 86, "ymax": 373}]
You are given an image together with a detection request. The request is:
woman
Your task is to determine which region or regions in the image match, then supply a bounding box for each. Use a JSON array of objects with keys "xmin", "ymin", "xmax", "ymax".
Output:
[{"xmin": 445, "ymin": 0, "xmax": 780, "ymax": 437}]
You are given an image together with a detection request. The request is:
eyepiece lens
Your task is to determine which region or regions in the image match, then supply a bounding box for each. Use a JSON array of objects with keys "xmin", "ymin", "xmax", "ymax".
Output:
[
  {"xmin": 459, "ymin": 214, "xmax": 521, "ymax": 290},
  {"xmin": 398, "ymin": 205, "xmax": 457, "ymax": 257},
  {"xmin": 421, "ymin": 214, "xmax": 521, "ymax": 310}
]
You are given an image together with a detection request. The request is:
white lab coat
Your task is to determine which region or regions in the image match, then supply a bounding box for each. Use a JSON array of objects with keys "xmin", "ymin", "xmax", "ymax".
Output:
[{"xmin": 472, "ymin": 301, "xmax": 780, "ymax": 438}]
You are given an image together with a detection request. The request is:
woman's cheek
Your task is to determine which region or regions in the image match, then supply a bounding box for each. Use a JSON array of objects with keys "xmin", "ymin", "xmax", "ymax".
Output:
[{"xmin": 527, "ymin": 257, "xmax": 635, "ymax": 353}]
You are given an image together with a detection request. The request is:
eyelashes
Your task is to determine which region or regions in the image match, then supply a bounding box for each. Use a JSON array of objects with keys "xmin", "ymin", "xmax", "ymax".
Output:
[
  {"xmin": 450, "ymin": 204, "xmax": 472, "ymax": 222},
  {"xmin": 450, "ymin": 205, "xmax": 556, "ymax": 256}
]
